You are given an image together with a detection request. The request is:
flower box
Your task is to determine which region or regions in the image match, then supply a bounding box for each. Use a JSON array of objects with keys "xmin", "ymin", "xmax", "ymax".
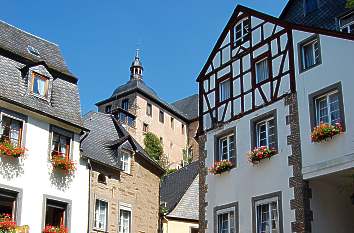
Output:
[
  {"xmin": 51, "ymin": 152, "xmax": 76, "ymax": 174},
  {"xmin": 248, "ymin": 146, "xmax": 277, "ymax": 164},
  {"xmin": 311, "ymin": 123, "xmax": 343, "ymax": 143},
  {"xmin": 0, "ymin": 141, "xmax": 26, "ymax": 158},
  {"xmin": 209, "ymin": 160, "xmax": 233, "ymax": 175},
  {"xmin": 0, "ymin": 213, "xmax": 17, "ymax": 232},
  {"xmin": 43, "ymin": 225, "xmax": 68, "ymax": 233}
]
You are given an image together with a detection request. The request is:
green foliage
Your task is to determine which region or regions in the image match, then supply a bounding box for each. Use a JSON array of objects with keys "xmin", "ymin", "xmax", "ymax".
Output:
[
  {"xmin": 347, "ymin": 0, "xmax": 354, "ymax": 8},
  {"xmin": 165, "ymin": 168, "xmax": 177, "ymax": 176},
  {"xmin": 144, "ymin": 132, "xmax": 163, "ymax": 161}
]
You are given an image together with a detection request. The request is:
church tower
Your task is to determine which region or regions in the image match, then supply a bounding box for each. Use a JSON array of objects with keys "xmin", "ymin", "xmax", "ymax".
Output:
[{"xmin": 130, "ymin": 49, "xmax": 143, "ymax": 80}]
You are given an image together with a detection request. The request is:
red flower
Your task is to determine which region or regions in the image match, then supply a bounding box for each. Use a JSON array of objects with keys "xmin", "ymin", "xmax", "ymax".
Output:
[
  {"xmin": 0, "ymin": 140, "xmax": 26, "ymax": 158},
  {"xmin": 43, "ymin": 225, "xmax": 68, "ymax": 233},
  {"xmin": 311, "ymin": 123, "xmax": 342, "ymax": 143},
  {"xmin": 51, "ymin": 154, "xmax": 76, "ymax": 174},
  {"xmin": 209, "ymin": 160, "xmax": 233, "ymax": 175},
  {"xmin": 248, "ymin": 146, "xmax": 277, "ymax": 164}
]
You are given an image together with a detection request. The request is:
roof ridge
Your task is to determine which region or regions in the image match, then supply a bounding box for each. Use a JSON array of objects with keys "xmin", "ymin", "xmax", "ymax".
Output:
[
  {"xmin": 171, "ymin": 93, "xmax": 198, "ymax": 105},
  {"xmin": 0, "ymin": 20, "xmax": 59, "ymax": 46}
]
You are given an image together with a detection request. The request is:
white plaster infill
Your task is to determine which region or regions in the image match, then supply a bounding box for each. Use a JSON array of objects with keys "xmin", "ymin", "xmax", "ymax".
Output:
[{"xmin": 303, "ymin": 152, "xmax": 354, "ymax": 179}]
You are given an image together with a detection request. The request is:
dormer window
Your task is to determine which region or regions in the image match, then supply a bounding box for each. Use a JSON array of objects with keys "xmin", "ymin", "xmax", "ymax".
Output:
[
  {"xmin": 339, "ymin": 12, "xmax": 354, "ymax": 34},
  {"xmin": 235, "ymin": 18, "xmax": 250, "ymax": 47},
  {"xmin": 31, "ymin": 72, "xmax": 48, "ymax": 98},
  {"xmin": 27, "ymin": 45, "xmax": 40, "ymax": 57}
]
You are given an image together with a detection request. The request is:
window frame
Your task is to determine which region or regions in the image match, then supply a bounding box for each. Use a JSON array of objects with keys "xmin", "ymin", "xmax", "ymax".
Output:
[
  {"xmin": 339, "ymin": 12, "xmax": 354, "ymax": 34},
  {"xmin": 214, "ymin": 127, "xmax": 237, "ymax": 167},
  {"xmin": 94, "ymin": 199, "xmax": 108, "ymax": 232},
  {"xmin": 234, "ymin": 17, "xmax": 250, "ymax": 47},
  {"xmin": 105, "ymin": 105, "xmax": 112, "ymax": 114},
  {"xmin": 213, "ymin": 202, "xmax": 239, "ymax": 233},
  {"xmin": 159, "ymin": 110, "xmax": 165, "ymax": 123},
  {"xmin": 143, "ymin": 123, "xmax": 149, "ymax": 133},
  {"xmin": 119, "ymin": 203, "xmax": 132, "ymax": 233},
  {"xmin": 30, "ymin": 71, "xmax": 49, "ymax": 98},
  {"xmin": 50, "ymin": 126, "xmax": 73, "ymax": 160},
  {"xmin": 42, "ymin": 195, "xmax": 71, "ymax": 231},
  {"xmin": 182, "ymin": 124, "xmax": 185, "ymax": 135},
  {"xmin": 170, "ymin": 117, "xmax": 174, "ymax": 129},
  {"xmin": 0, "ymin": 185, "xmax": 23, "ymax": 224},
  {"xmin": 121, "ymin": 99, "xmax": 129, "ymax": 111},
  {"xmin": 146, "ymin": 103, "xmax": 152, "ymax": 117},
  {"xmin": 250, "ymin": 110, "xmax": 278, "ymax": 152},
  {"xmin": 252, "ymin": 52, "xmax": 272, "ymax": 86},
  {"xmin": 120, "ymin": 150, "xmax": 131, "ymax": 174},
  {"xmin": 252, "ymin": 192, "xmax": 283, "ymax": 233},
  {"xmin": 216, "ymin": 74, "xmax": 233, "ymax": 104},
  {"xmin": 298, "ymin": 34, "xmax": 322, "ymax": 73},
  {"xmin": 308, "ymin": 82, "xmax": 346, "ymax": 131},
  {"xmin": 0, "ymin": 113, "xmax": 25, "ymax": 147}
]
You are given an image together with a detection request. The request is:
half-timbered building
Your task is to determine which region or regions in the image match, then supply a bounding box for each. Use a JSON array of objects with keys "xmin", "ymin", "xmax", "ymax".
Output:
[{"xmin": 197, "ymin": 5, "xmax": 354, "ymax": 233}]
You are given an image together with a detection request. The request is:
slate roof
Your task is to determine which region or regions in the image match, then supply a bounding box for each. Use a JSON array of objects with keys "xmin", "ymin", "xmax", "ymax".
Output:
[
  {"xmin": 280, "ymin": 0, "xmax": 349, "ymax": 31},
  {"xmin": 171, "ymin": 94, "xmax": 199, "ymax": 121},
  {"xmin": 160, "ymin": 161, "xmax": 199, "ymax": 217},
  {"xmin": 96, "ymin": 79, "xmax": 194, "ymax": 122},
  {"xmin": 0, "ymin": 20, "xmax": 73, "ymax": 77},
  {"xmin": 0, "ymin": 21, "xmax": 83, "ymax": 128},
  {"xmin": 82, "ymin": 112, "xmax": 164, "ymax": 174}
]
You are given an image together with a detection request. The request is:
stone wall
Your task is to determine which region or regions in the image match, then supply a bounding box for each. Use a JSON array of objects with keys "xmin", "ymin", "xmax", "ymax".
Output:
[
  {"xmin": 188, "ymin": 120, "xmax": 200, "ymax": 161},
  {"xmin": 89, "ymin": 153, "xmax": 161, "ymax": 233}
]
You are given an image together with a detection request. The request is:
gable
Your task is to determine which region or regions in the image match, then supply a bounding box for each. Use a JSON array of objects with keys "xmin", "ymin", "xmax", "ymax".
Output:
[{"xmin": 198, "ymin": 6, "xmax": 295, "ymax": 132}]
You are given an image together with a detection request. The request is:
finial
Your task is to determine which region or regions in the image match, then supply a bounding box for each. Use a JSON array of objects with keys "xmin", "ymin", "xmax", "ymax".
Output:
[{"xmin": 135, "ymin": 49, "xmax": 140, "ymax": 59}]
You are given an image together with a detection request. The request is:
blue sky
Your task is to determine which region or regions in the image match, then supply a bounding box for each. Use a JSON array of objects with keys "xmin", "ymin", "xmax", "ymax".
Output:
[{"xmin": 2, "ymin": 0, "xmax": 288, "ymax": 114}]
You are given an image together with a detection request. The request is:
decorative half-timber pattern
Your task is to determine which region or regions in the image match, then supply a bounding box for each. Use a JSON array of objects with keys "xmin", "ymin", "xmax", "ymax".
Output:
[
  {"xmin": 198, "ymin": 8, "xmax": 295, "ymax": 133},
  {"xmin": 285, "ymin": 93, "xmax": 312, "ymax": 233}
]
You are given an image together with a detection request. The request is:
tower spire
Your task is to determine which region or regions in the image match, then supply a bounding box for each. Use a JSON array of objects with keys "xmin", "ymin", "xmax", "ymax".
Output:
[{"xmin": 130, "ymin": 49, "xmax": 143, "ymax": 80}]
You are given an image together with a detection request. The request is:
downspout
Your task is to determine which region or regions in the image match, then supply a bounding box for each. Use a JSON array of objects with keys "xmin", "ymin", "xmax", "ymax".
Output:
[{"xmin": 87, "ymin": 159, "xmax": 92, "ymax": 233}]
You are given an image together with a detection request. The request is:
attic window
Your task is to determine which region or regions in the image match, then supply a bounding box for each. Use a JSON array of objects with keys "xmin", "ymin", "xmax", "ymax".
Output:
[
  {"xmin": 31, "ymin": 72, "xmax": 49, "ymax": 98},
  {"xmin": 27, "ymin": 46, "xmax": 40, "ymax": 57}
]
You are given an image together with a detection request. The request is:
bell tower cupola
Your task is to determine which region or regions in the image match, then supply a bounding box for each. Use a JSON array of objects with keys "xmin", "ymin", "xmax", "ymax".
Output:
[{"xmin": 130, "ymin": 49, "xmax": 143, "ymax": 80}]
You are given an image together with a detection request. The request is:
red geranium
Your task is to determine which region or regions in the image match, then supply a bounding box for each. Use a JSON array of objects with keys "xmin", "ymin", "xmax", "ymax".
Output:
[
  {"xmin": 209, "ymin": 160, "xmax": 233, "ymax": 175},
  {"xmin": 0, "ymin": 140, "xmax": 26, "ymax": 158},
  {"xmin": 248, "ymin": 146, "xmax": 277, "ymax": 164},
  {"xmin": 0, "ymin": 213, "xmax": 17, "ymax": 231},
  {"xmin": 51, "ymin": 152, "xmax": 76, "ymax": 174},
  {"xmin": 311, "ymin": 122, "xmax": 343, "ymax": 143}
]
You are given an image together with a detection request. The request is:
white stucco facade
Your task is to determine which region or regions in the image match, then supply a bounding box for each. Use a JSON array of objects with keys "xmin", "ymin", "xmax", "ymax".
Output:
[{"xmin": 0, "ymin": 102, "xmax": 89, "ymax": 232}]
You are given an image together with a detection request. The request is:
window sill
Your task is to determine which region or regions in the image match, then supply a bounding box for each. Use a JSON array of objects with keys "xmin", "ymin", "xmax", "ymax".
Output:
[
  {"xmin": 92, "ymin": 228, "xmax": 108, "ymax": 233},
  {"xmin": 299, "ymin": 63, "xmax": 321, "ymax": 74}
]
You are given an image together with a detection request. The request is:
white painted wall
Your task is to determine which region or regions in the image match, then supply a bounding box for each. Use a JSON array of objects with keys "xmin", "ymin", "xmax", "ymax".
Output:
[
  {"xmin": 293, "ymin": 31, "xmax": 354, "ymax": 179},
  {"xmin": 309, "ymin": 179, "xmax": 354, "ymax": 233},
  {"xmin": 204, "ymin": 101, "xmax": 295, "ymax": 233},
  {"xmin": 0, "ymin": 108, "xmax": 89, "ymax": 232}
]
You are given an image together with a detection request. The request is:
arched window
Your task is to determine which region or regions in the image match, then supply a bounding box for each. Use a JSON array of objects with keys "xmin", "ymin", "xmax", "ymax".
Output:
[{"xmin": 98, "ymin": 173, "xmax": 106, "ymax": 184}]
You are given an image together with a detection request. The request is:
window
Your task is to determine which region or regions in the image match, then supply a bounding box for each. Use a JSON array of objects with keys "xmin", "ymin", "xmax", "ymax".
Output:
[
  {"xmin": 105, "ymin": 105, "xmax": 112, "ymax": 113},
  {"xmin": 253, "ymin": 193, "xmax": 283, "ymax": 233},
  {"xmin": 309, "ymin": 82, "xmax": 345, "ymax": 130},
  {"xmin": 121, "ymin": 99, "xmax": 129, "ymax": 111},
  {"xmin": 215, "ymin": 128, "xmax": 236, "ymax": 165},
  {"xmin": 0, "ymin": 188, "xmax": 19, "ymax": 221},
  {"xmin": 339, "ymin": 13, "xmax": 354, "ymax": 34},
  {"xmin": 170, "ymin": 117, "xmax": 174, "ymax": 129},
  {"xmin": 143, "ymin": 123, "xmax": 149, "ymax": 133},
  {"xmin": 51, "ymin": 131, "xmax": 71, "ymax": 158},
  {"xmin": 146, "ymin": 103, "xmax": 152, "ymax": 116},
  {"xmin": 94, "ymin": 199, "xmax": 108, "ymax": 231},
  {"xmin": 45, "ymin": 198, "xmax": 69, "ymax": 228},
  {"xmin": 304, "ymin": 0, "xmax": 318, "ymax": 14},
  {"xmin": 160, "ymin": 137, "xmax": 163, "ymax": 145},
  {"xmin": 214, "ymin": 203, "xmax": 238, "ymax": 233},
  {"xmin": 31, "ymin": 72, "xmax": 48, "ymax": 97},
  {"xmin": 0, "ymin": 115, "xmax": 23, "ymax": 146},
  {"xmin": 119, "ymin": 207, "xmax": 131, "ymax": 233},
  {"xmin": 219, "ymin": 79, "xmax": 231, "ymax": 102},
  {"xmin": 256, "ymin": 118, "xmax": 276, "ymax": 149},
  {"xmin": 235, "ymin": 18, "xmax": 250, "ymax": 47},
  {"xmin": 98, "ymin": 173, "xmax": 106, "ymax": 184},
  {"xmin": 118, "ymin": 113, "xmax": 136, "ymax": 128},
  {"xmin": 251, "ymin": 110, "xmax": 278, "ymax": 150},
  {"xmin": 190, "ymin": 228, "xmax": 199, "ymax": 233},
  {"xmin": 182, "ymin": 124, "xmax": 185, "ymax": 135},
  {"xmin": 120, "ymin": 152, "xmax": 131, "ymax": 173},
  {"xmin": 255, "ymin": 58, "xmax": 269, "ymax": 84},
  {"xmin": 159, "ymin": 110, "xmax": 164, "ymax": 123},
  {"xmin": 299, "ymin": 35, "xmax": 321, "ymax": 72}
]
